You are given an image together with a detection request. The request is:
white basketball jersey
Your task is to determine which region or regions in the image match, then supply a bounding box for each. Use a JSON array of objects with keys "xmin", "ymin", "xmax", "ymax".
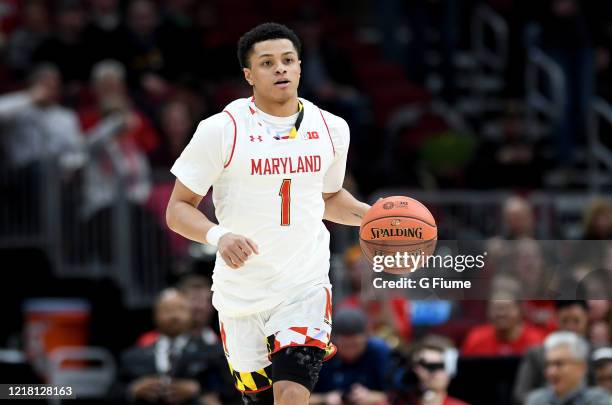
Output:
[{"xmin": 171, "ymin": 97, "xmax": 350, "ymax": 316}]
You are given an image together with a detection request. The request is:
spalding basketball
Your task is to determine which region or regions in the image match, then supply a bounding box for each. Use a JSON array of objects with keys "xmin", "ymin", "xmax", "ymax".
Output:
[{"xmin": 359, "ymin": 196, "xmax": 437, "ymax": 274}]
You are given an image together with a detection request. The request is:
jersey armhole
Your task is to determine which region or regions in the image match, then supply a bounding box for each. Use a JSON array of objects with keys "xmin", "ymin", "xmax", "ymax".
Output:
[
  {"xmin": 223, "ymin": 110, "xmax": 237, "ymax": 168},
  {"xmin": 318, "ymin": 108, "xmax": 336, "ymax": 158}
]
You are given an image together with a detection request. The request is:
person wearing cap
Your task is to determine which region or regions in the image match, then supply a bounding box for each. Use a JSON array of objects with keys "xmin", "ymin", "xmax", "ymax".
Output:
[
  {"xmin": 310, "ymin": 308, "xmax": 390, "ymax": 405},
  {"xmin": 525, "ymin": 332, "xmax": 610, "ymax": 405},
  {"xmin": 593, "ymin": 347, "xmax": 612, "ymax": 396}
]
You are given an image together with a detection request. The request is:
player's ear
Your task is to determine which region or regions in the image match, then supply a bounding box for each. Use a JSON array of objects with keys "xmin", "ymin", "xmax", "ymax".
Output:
[{"xmin": 243, "ymin": 68, "xmax": 253, "ymax": 86}]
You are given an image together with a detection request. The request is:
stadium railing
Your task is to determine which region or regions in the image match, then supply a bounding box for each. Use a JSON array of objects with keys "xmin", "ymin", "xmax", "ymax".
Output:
[{"xmin": 0, "ymin": 158, "xmax": 171, "ymax": 308}]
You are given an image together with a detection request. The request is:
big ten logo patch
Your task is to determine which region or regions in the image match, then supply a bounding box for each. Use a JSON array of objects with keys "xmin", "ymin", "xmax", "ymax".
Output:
[{"xmin": 302, "ymin": 131, "xmax": 319, "ymax": 140}]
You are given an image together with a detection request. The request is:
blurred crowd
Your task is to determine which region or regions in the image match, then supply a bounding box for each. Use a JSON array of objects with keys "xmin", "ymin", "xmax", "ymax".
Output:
[
  {"xmin": 106, "ymin": 270, "xmax": 612, "ymax": 405},
  {"xmin": 2, "ymin": 0, "xmax": 612, "ymax": 196}
]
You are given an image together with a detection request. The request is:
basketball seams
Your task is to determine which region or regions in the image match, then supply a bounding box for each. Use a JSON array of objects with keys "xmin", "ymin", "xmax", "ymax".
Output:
[
  {"xmin": 359, "ymin": 238, "xmax": 438, "ymax": 246},
  {"xmin": 360, "ymin": 215, "xmax": 437, "ymax": 230}
]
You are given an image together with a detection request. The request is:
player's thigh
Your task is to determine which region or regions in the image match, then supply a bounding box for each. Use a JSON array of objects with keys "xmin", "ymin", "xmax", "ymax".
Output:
[
  {"xmin": 265, "ymin": 284, "xmax": 336, "ymax": 360},
  {"xmin": 218, "ymin": 313, "xmax": 274, "ymax": 394}
]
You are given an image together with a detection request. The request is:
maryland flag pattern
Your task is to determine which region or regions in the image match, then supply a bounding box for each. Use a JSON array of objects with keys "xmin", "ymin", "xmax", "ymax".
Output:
[
  {"xmin": 265, "ymin": 287, "xmax": 337, "ymax": 362},
  {"xmin": 218, "ymin": 287, "xmax": 336, "ymax": 393},
  {"xmin": 227, "ymin": 362, "xmax": 273, "ymax": 393}
]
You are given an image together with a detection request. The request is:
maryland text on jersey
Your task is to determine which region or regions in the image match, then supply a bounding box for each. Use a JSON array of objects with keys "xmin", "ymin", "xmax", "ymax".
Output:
[{"xmin": 250, "ymin": 155, "xmax": 322, "ymax": 176}]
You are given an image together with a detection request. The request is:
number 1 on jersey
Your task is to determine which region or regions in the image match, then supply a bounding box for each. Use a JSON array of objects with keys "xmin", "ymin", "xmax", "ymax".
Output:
[{"xmin": 279, "ymin": 179, "xmax": 291, "ymax": 226}]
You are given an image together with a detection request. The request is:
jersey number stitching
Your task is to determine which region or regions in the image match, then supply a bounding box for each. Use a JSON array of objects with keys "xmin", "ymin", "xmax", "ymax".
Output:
[{"xmin": 279, "ymin": 179, "xmax": 291, "ymax": 226}]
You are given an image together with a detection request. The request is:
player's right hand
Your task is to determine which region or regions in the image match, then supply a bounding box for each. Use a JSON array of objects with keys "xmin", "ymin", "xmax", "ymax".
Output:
[{"xmin": 217, "ymin": 233, "xmax": 259, "ymax": 269}]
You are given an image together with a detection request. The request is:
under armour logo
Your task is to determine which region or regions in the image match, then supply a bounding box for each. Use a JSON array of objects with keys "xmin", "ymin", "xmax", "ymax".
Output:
[{"xmin": 249, "ymin": 135, "xmax": 263, "ymax": 142}]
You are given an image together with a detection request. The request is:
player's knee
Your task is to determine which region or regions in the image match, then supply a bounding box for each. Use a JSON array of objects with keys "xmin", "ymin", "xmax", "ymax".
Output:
[
  {"xmin": 271, "ymin": 346, "xmax": 325, "ymax": 392},
  {"xmin": 242, "ymin": 387, "xmax": 274, "ymax": 405},
  {"xmin": 273, "ymin": 380, "xmax": 310, "ymax": 404}
]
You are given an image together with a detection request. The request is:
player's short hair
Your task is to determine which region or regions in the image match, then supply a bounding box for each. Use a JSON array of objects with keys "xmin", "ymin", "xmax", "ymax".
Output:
[{"xmin": 237, "ymin": 22, "xmax": 301, "ymax": 68}]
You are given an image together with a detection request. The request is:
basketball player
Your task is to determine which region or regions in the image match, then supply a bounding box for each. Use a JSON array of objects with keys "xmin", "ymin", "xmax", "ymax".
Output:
[{"xmin": 166, "ymin": 23, "xmax": 370, "ymax": 405}]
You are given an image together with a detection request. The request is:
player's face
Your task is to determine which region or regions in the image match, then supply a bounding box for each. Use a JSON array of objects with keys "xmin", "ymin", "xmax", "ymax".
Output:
[{"xmin": 243, "ymin": 39, "xmax": 301, "ymax": 103}]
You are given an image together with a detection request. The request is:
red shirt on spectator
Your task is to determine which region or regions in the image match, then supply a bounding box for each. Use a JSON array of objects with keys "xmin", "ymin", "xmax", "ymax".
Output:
[
  {"xmin": 78, "ymin": 107, "xmax": 159, "ymax": 154},
  {"xmin": 439, "ymin": 396, "xmax": 471, "ymax": 405},
  {"xmin": 461, "ymin": 323, "xmax": 545, "ymax": 356},
  {"xmin": 523, "ymin": 300, "xmax": 557, "ymax": 334}
]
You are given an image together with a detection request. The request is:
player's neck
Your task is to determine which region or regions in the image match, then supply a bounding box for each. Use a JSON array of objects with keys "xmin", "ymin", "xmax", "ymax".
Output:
[{"xmin": 253, "ymin": 95, "xmax": 299, "ymax": 117}]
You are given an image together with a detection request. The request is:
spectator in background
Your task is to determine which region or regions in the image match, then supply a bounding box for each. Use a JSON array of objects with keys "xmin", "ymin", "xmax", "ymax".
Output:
[
  {"xmin": 514, "ymin": 300, "xmax": 591, "ymax": 405},
  {"xmin": 79, "ymin": 59, "xmax": 157, "ymax": 215},
  {"xmin": 502, "ymin": 196, "xmax": 535, "ymax": 239},
  {"xmin": 582, "ymin": 199, "xmax": 612, "ymax": 240},
  {"xmin": 33, "ymin": 0, "xmax": 91, "ymax": 87},
  {"xmin": 511, "ymin": 239, "xmax": 558, "ymax": 332},
  {"xmin": 388, "ymin": 338, "xmax": 469, "ymax": 405},
  {"xmin": 588, "ymin": 300, "xmax": 610, "ymax": 349},
  {"xmin": 513, "ymin": 239, "xmax": 555, "ymax": 298},
  {"xmin": 151, "ymin": 100, "xmax": 194, "ymax": 170},
  {"xmin": 137, "ymin": 274, "xmax": 217, "ymax": 347},
  {"xmin": 525, "ymin": 332, "xmax": 610, "ymax": 405},
  {"xmin": 593, "ymin": 348, "xmax": 612, "ymax": 395},
  {"xmin": 0, "ymin": 63, "xmax": 83, "ymax": 170},
  {"xmin": 111, "ymin": 288, "xmax": 226, "ymax": 405},
  {"xmin": 118, "ymin": 0, "xmax": 172, "ymax": 103},
  {"xmin": 461, "ymin": 294, "xmax": 545, "ymax": 356},
  {"xmin": 487, "ymin": 197, "xmax": 536, "ymax": 262},
  {"xmin": 84, "ymin": 0, "xmax": 123, "ymax": 62},
  {"xmin": 88, "ymin": 0, "xmax": 121, "ymax": 32},
  {"xmin": 5, "ymin": 0, "xmax": 50, "ymax": 80},
  {"xmin": 177, "ymin": 275, "xmax": 217, "ymax": 343},
  {"xmin": 311, "ymin": 308, "xmax": 390, "ymax": 405}
]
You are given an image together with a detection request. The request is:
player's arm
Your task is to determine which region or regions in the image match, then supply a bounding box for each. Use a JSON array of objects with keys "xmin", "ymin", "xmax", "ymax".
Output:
[
  {"xmin": 166, "ymin": 180, "xmax": 212, "ymax": 244},
  {"xmin": 321, "ymin": 113, "xmax": 368, "ymax": 226},
  {"xmin": 166, "ymin": 180, "xmax": 258, "ymax": 269},
  {"xmin": 323, "ymin": 189, "xmax": 370, "ymax": 226},
  {"xmin": 166, "ymin": 114, "xmax": 258, "ymax": 269}
]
